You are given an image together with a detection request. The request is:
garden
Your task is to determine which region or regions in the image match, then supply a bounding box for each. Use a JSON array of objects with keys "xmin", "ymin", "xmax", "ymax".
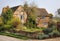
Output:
[{"xmin": 0, "ymin": 3, "xmax": 60, "ymax": 40}]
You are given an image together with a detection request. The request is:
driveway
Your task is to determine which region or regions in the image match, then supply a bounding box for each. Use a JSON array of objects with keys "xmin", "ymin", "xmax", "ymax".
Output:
[{"xmin": 0, "ymin": 35, "xmax": 60, "ymax": 41}]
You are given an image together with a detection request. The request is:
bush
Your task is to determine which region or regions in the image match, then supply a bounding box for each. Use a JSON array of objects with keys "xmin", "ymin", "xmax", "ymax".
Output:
[
  {"xmin": 0, "ymin": 17, "xmax": 3, "ymax": 26},
  {"xmin": 48, "ymin": 30, "xmax": 60, "ymax": 37},
  {"xmin": 3, "ymin": 24, "xmax": 12, "ymax": 30},
  {"xmin": 16, "ymin": 24, "xmax": 27, "ymax": 32},
  {"xmin": 38, "ymin": 33, "xmax": 49, "ymax": 39},
  {"xmin": 0, "ymin": 26, "xmax": 4, "ymax": 32},
  {"xmin": 1, "ymin": 7, "xmax": 13, "ymax": 24},
  {"xmin": 43, "ymin": 28, "xmax": 53, "ymax": 34},
  {"xmin": 0, "ymin": 18, "xmax": 21, "ymax": 32},
  {"xmin": 47, "ymin": 25, "xmax": 60, "ymax": 37},
  {"xmin": 43, "ymin": 24, "xmax": 57, "ymax": 34},
  {"xmin": 7, "ymin": 18, "xmax": 21, "ymax": 28},
  {"xmin": 0, "ymin": 17, "xmax": 4, "ymax": 31}
]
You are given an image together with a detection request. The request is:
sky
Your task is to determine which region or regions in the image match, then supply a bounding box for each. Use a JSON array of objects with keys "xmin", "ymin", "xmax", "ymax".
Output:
[{"xmin": 0, "ymin": 0, "xmax": 60, "ymax": 16}]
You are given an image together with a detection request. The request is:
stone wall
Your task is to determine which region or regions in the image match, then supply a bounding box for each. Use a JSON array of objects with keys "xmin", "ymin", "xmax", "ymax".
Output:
[
  {"xmin": 17, "ymin": 30, "xmax": 41, "ymax": 39},
  {"xmin": 57, "ymin": 22, "xmax": 60, "ymax": 32}
]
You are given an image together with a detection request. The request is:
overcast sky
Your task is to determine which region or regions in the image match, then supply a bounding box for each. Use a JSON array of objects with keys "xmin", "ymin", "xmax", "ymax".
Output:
[{"xmin": 0, "ymin": 0, "xmax": 60, "ymax": 16}]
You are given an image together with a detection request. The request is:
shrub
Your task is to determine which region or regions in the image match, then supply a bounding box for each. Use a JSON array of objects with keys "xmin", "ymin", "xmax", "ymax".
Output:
[
  {"xmin": 3, "ymin": 24, "xmax": 12, "ymax": 30},
  {"xmin": 7, "ymin": 18, "xmax": 21, "ymax": 28},
  {"xmin": 0, "ymin": 26, "xmax": 4, "ymax": 32},
  {"xmin": 38, "ymin": 33, "xmax": 49, "ymax": 39},
  {"xmin": 43, "ymin": 28, "xmax": 53, "ymax": 34},
  {"xmin": 47, "ymin": 25, "xmax": 60, "ymax": 37},
  {"xmin": 0, "ymin": 17, "xmax": 4, "ymax": 32},
  {"xmin": 16, "ymin": 24, "xmax": 27, "ymax": 32},
  {"xmin": 0, "ymin": 18, "xmax": 21, "ymax": 32},
  {"xmin": 43, "ymin": 23, "xmax": 57, "ymax": 34},
  {"xmin": 0, "ymin": 17, "xmax": 3, "ymax": 26},
  {"xmin": 1, "ymin": 7, "xmax": 13, "ymax": 24},
  {"xmin": 48, "ymin": 30, "xmax": 60, "ymax": 37},
  {"xmin": 0, "ymin": 24, "xmax": 13, "ymax": 32}
]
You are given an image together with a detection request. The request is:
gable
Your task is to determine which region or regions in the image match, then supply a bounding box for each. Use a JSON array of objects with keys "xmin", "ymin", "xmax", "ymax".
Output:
[
  {"xmin": 13, "ymin": 5, "xmax": 23, "ymax": 15},
  {"xmin": 11, "ymin": 6, "xmax": 19, "ymax": 13}
]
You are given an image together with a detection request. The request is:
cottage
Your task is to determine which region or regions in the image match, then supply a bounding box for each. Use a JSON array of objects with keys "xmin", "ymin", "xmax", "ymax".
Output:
[
  {"xmin": 11, "ymin": 5, "xmax": 27, "ymax": 24},
  {"xmin": 36, "ymin": 8, "xmax": 50, "ymax": 28},
  {"xmin": 2, "ymin": 6, "xmax": 50, "ymax": 28}
]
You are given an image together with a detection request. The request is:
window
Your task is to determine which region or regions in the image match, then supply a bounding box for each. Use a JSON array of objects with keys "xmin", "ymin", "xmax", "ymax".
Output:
[
  {"xmin": 21, "ymin": 15, "xmax": 23, "ymax": 20},
  {"xmin": 20, "ymin": 13, "xmax": 24, "ymax": 20},
  {"xmin": 43, "ymin": 22, "xmax": 47, "ymax": 25},
  {"xmin": 20, "ymin": 15, "xmax": 24, "ymax": 20}
]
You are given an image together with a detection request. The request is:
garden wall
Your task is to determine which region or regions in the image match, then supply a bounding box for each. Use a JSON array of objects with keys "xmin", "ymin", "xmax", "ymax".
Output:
[
  {"xmin": 57, "ymin": 22, "xmax": 60, "ymax": 31},
  {"xmin": 17, "ymin": 30, "xmax": 41, "ymax": 39}
]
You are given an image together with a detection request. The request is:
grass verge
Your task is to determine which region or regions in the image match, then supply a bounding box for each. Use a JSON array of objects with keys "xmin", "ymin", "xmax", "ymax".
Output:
[{"xmin": 0, "ymin": 32, "xmax": 29, "ymax": 40}]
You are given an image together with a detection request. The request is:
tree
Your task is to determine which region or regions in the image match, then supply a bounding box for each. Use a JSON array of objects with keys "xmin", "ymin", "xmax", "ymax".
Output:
[
  {"xmin": 57, "ymin": 9, "xmax": 60, "ymax": 14},
  {"xmin": 55, "ymin": 8, "xmax": 60, "ymax": 18},
  {"xmin": 23, "ymin": 2, "xmax": 29, "ymax": 14},
  {"xmin": 23, "ymin": 2, "xmax": 38, "ymax": 28},
  {"xmin": 23, "ymin": 2, "xmax": 37, "ymax": 20},
  {"xmin": 1, "ymin": 6, "xmax": 13, "ymax": 24},
  {"xmin": 7, "ymin": 18, "xmax": 21, "ymax": 28}
]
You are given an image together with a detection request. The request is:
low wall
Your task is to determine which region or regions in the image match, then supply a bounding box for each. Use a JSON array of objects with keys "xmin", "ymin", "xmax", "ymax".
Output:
[
  {"xmin": 57, "ymin": 22, "xmax": 60, "ymax": 31},
  {"xmin": 17, "ymin": 30, "xmax": 41, "ymax": 39}
]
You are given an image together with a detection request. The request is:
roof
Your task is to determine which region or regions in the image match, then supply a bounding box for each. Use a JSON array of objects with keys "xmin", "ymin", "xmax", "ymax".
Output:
[
  {"xmin": 37, "ymin": 8, "xmax": 48, "ymax": 17},
  {"xmin": 11, "ymin": 5, "xmax": 48, "ymax": 17},
  {"xmin": 11, "ymin": 6, "xmax": 19, "ymax": 12}
]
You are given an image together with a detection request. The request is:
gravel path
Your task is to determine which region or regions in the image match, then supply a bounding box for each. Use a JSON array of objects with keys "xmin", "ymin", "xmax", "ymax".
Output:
[{"xmin": 0, "ymin": 35, "xmax": 60, "ymax": 41}]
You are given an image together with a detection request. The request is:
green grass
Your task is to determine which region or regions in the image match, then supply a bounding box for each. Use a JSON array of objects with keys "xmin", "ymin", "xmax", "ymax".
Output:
[
  {"xmin": 23, "ymin": 27, "xmax": 42, "ymax": 32},
  {"xmin": 0, "ymin": 32, "xmax": 29, "ymax": 40},
  {"xmin": 16, "ymin": 26, "xmax": 43, "ymax": 32}
]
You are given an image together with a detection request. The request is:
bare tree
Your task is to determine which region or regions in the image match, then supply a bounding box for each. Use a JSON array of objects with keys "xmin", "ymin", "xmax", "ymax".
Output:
[{"xmin": 55, "ymin": 8, "xmax": 60, "ymax": 18}]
